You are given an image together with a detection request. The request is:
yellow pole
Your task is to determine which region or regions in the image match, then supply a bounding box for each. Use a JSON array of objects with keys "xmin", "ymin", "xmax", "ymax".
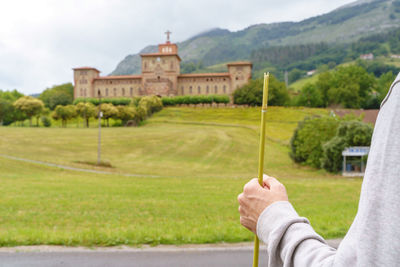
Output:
[{"xmin": 253, "ymin": 72, "xmax": 270, "ymax": 267}]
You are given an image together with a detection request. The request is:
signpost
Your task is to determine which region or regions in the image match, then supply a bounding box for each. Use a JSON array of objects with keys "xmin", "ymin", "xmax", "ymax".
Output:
[{"xmin": 97, "ymin": 90, "xmax": 102, "ymax": 165}]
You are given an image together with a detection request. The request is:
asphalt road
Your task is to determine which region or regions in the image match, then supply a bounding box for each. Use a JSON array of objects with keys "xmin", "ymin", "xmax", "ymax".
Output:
[
  {"xmin": 0, "ymin": 240, "xmax": 341, "ymax": 267},
  {"xmin": 0, "ymin": 249, "xmax": 267, "ymax": 267}
]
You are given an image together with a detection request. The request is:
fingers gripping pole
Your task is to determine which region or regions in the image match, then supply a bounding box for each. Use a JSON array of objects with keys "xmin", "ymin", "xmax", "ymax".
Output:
[{"xmin": 253, "ymin": 73, "xmax": 269, "ymax": 267}]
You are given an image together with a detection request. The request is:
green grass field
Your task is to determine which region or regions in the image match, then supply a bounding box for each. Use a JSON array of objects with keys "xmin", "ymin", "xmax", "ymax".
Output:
[{"xmin": 0, "ymin": 107, "xmax": 361, "ymax": 246}]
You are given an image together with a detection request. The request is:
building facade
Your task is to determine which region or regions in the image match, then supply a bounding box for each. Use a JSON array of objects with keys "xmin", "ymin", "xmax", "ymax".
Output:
[{"xmin": 73, "ymin": 35, "xmax": 252, "ymax": 99}]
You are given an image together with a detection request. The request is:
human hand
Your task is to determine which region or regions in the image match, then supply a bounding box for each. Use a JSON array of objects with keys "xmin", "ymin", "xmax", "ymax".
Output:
[{"xmin": 237, "ymin": 175, "xmax": 288, "ymax": 234}]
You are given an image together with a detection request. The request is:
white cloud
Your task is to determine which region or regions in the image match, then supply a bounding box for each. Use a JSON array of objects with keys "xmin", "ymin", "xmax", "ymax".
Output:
[{"xmin": 0, "ymin": 0, "xmax": 355, "ymax": 94}]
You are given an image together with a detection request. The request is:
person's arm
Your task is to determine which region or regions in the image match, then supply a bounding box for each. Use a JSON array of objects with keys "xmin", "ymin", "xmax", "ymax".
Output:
[{"xmin": 238, "ymin": 176, "xmax": 337, "ymax": 266}]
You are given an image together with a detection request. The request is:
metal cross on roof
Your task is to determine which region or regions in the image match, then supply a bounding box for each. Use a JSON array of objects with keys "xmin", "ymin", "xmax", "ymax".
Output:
[{"xmin": 165, "ymin": 30, "xmax": 172, "ymax": 43}]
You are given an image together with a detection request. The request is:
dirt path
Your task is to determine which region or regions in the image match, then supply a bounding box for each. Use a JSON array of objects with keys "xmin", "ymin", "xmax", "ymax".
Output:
[{"xmin": 0, "ymin": 154, "xmax": 159, "ymax": 178}]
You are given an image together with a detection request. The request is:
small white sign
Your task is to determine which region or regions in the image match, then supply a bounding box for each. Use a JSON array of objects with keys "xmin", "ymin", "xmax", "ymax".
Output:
[{"xmin": 99, "ymin": 112, "xmax": 103, "ymax": 118}]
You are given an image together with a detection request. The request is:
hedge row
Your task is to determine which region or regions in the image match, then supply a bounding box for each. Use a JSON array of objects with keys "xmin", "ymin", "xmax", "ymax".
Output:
[
  {"xmin": 161, "ymin": 95, "xmax": 230, "ymax": 106},
  {"xmin": 73, "ymin": 97, "xmax": 132, "ymax": 106}
]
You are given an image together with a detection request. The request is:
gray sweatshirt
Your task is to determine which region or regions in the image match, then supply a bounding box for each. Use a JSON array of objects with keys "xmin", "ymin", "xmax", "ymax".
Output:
[{"xmin": 257, "ymin": 72, "xmax": 400, "ymax": 267}]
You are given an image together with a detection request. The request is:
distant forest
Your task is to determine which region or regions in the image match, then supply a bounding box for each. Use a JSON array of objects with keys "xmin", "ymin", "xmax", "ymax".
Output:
[{"xmin": 250, "ymin": 27, "xmax": 400, "ymax": 80}]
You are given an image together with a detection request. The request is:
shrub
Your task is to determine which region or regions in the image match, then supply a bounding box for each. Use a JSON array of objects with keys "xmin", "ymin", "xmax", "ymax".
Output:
[
  {"xmin": 73, "ymin": 97, "xmax": 132, "ymax": 106},
  {"xmin": 130, "ymin": 97, "xmax": 142, "ymax": 107},
  {"xmin": 138, "ymin": 96, "xmax": 163, "ymax": 116},
  {"xmin": 213, "ymin": 95, "xmax": 230, "ymax": 104},
  {"xmin": 337, "ymin": 120, "xmax": 373, "ymax": 146},
  {"xmin": 321, "ymin": 136, "xmax": 347, "ymax": 173},
  {"xmin": 40, "ymin": 116, "xmax": 52, "ymax": 127},
  {"xmin": 161, "ymin": 97, "xmax": 175, "ymax": 106},
  {"xmin": 161, "ymin": 95, "xmax": 229, "ymax": 106},
  {"xmin": 321, "ymin": 120, "xmax": 373, "ymax": 172},
  {"xmin": 290, "ymin": 116, "xmax": 340, "ymax": 168}
]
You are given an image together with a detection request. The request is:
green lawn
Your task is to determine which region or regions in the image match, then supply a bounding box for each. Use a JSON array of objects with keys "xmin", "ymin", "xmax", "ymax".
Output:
[{"xmin": 0, "ymin": 107, "xmax": 361, "ymax": 246}]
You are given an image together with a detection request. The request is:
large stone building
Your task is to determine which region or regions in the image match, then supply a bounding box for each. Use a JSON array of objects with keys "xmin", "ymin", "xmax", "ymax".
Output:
[{"xmin": 73, "ymin": 33, "xmax": 252, "ymax": 99}]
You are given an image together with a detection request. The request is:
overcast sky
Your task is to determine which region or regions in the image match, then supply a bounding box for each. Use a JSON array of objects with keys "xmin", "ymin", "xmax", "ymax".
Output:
[{"xmin": 0, "ymin": 0, "xmax": 356, "ymax": 95}]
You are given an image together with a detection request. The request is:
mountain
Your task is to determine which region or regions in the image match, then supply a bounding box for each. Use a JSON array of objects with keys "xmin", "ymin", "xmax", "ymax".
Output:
[{"xmin": 110, "ymin": 0, "xmax": 400, "ymax": 76}]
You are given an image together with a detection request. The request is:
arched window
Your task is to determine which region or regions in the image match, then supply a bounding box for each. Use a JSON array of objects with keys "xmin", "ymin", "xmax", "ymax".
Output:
[
  {"xmin": 106, "ymin": 88, "xmax": 109, "ymax": 96},
  {"xmin": 122, "ymin": 88, "xmax": 125, "ymax": 96},
  {"xmin": 181, "ymin": 86, "xmax": 184, "ymax": 94},
  {"xmin": 189, "ymin": 86, "xmax": 192, "ymax": 94},
  {"xmin": 206, "ymin": 86, "xmax": 209, "ymax": 94},
  {"xmin": 223, "ymin": 85, "xmax": 226, "ymax": 93},
  {"xmin": 130, "ymin": 87, "xmax": 133, "ymax": 96},
  {"xmin": 215, "ymin": 85, "xmax": 218, "ymax": 94},
  {"xmin": 113, "ymin": 88, "xmax": 117, "ymax": 96},
  {"xmin": 198, "ymin": 86, "xmax": 201, "ymax": 94}
]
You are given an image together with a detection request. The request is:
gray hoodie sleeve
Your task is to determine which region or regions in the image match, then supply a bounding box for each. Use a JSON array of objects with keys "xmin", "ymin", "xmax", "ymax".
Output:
[
  {"xmin": 256, "ymin": 72, "xmax": 400, "ymax": 267},
  {"xmin": 257, "ymin": 201, "xmax": 336, "ymax": 267}
]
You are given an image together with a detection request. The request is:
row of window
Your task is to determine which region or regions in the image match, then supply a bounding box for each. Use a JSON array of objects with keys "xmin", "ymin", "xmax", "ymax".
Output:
[
  {"xmin": 81, "ymin": 84, "xmax": 230, "ymax": 97},
  {"xmin": 182, "ymin": 85, "xmax": 227, "ymax": 95},
  {"xmin": 96, "ymin": 80, "xmax": 140, "ymax": 85},
  {"xmin": 97, "ymin": 87, "xmax": 141, "ymax": 97},
  {"xmin": 180, "ymin": 78, "xmax": 227, "ymax": 83}
]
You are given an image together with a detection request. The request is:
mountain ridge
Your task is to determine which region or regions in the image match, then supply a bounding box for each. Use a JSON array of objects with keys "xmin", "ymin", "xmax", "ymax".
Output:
[{"xmin": 110, "ymin": 0, "xmax": 400, "ymax": 76}]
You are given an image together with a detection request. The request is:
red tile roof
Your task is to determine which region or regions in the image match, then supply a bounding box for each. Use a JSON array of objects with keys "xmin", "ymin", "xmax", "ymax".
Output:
[
  {"xmin": 227, "ymin": 61, "xmax": 252, "ymax": 66},
  {"xmin": 333, "ymin": 109, "xmax": 379, "ymax": 124},
  {"xmin": 73, "ymin": 67, "xmax": 100, "ymax": 72},
  {"xmin": 140, "ymin": 53, "xmax": 181, "ymax": 61}
]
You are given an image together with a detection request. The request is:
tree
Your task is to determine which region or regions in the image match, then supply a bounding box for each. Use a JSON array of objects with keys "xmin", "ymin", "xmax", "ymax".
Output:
[
  {"xmin": 376, "ymin": 71, "xmax": 396, "ymax": 103},
  {"xmin": 52, "ymin": 105, "xmax": 77, "ymax": 127},
  {"xmin": 233, "ymin": 75, "xmax": 290, "ymax": 106},
  {"xmin": 314, "ymin": 65, "xmax": 376, "ymax": 108},
  {"xmin": 0, "ymin": 99, "xmax": 12, "ymax": 126},
  {"xmin": 116, "ymin": 105, "xmax": 138, "ymax": 125},
  {"xmin": 315, "ymin": 72, "xmax": 333, "ymax": 107},
  {"xmin": 13, "ymin": 96, "xmax": 44, "ymax": 127},
  {"xmin": 288, "ymin": 68, "xmax": 304, "ymax": 83},
  {"xmin": 100, "ymin": 103, "xmax": 118, "ymax": 127},
  {"xmin": 39, "ymin": 83, "xmax": 73, "ymax": 109},
  {"xmin": 0, "ymin": 89, "xmax": 24, "ymax": 102},
  {"xmin": 296, "ymin": 83, "xmax": 324, "ymax": 107},
  {"xmin": 48, "ymin": 91, "xmax": 73, "ymax": 110},
  {"xmin": 76, "ymin": 102, "xmax": 96, "ymax": 127}
]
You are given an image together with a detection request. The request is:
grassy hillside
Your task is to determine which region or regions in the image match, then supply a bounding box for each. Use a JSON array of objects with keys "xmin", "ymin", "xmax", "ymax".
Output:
[
  {"xmin": 289, "ymin": 55, "xmax": 400, "ymax": 92},
  {"xmin": 289, "ymin": 74, "xmax": 321, "ymax": 92},
  {"xmin": 0, "ymin": 107, "xmax": 361, "ymax": 246}
]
